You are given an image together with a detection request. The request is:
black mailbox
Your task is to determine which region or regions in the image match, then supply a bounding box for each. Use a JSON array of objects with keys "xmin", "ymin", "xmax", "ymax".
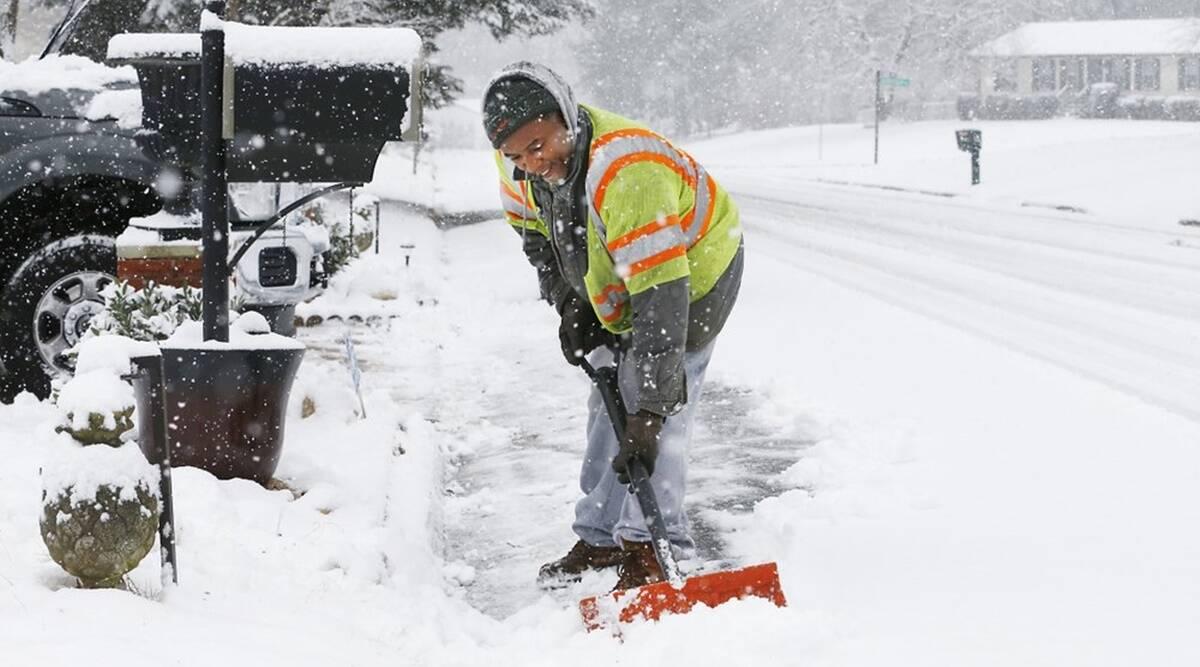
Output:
[
  {"xmin": 108, "ymin": 27, "xmax": 418, "ymax": 183},
  {"xmin": 956, "ymin": 129, "xmax": 981, "ymax": 153},
  {"xmin": 954, "ymin": 129, "xmax": 982, "ymax": 186},
  {"xmin": 227, "ymin": 65, "xmax": 408, "ymax": 182}
]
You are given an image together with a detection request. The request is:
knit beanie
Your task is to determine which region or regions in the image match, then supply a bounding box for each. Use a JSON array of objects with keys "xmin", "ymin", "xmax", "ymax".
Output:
[{"xmin": 482, "ymin": 76, "xmax": 561, "ymax": 149}]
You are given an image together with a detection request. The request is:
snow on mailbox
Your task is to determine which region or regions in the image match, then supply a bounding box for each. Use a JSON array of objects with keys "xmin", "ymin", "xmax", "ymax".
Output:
[{"xmin": 108, "ymin": 24, "xmax": 422, "ymax": 183}]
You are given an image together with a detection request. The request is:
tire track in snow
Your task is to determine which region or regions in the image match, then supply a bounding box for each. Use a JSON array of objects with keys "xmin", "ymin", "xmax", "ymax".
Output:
[
  {"xmin": 734, "ymin": 186, "xmax": 1200, "ymax": 424},
  {"xmin": 739, "ymin": 190, "xmax": 1200, "ymax": 320}
]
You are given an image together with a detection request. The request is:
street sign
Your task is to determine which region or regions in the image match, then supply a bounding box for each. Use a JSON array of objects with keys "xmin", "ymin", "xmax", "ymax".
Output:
[{"xmin": 882, "ymin": 76, "xmax": 910, "ymax": 87}]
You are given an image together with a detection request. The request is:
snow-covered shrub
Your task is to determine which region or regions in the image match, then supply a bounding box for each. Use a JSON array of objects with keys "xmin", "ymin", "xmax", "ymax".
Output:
[
  {"xmin": 976, "ymin": 94, "xmax": 1059, "ymax": 120},
  {"xmin": 40, "ymin": 336, "xmax": 160, "ymax": 589},
  {"xmin": 352, "ymin": 194, "xmax": 379, "ymax": 254},
  {"xmin": 1083, "ymin": 83, "xmax": 1120, "ymax": 119},
  {"xmin": 300, "ymin": 199, "xmax": 364, "ymax": 279},
  {"xmin": 1167, "ymin": 96, "xmax": 1200, "ymax": 122},
  {"xmin": 1116, "ymin": 95, "xmax": 1200, "ymax": 122},
  {"xmin": 87, "ymin": 281, "xmax": 203, "ymax": 342},
  {"xmin": 1116, "ymin": 95, "xmax": 1172, "ymax": 120}
]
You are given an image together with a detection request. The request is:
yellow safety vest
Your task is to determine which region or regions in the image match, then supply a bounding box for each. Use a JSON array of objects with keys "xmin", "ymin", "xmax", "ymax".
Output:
[{"xmin": 496, "ymin": 104, "xmax": 742, "ymax": 333}]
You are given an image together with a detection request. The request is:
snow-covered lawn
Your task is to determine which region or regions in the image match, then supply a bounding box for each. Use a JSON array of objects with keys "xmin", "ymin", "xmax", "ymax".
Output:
[
  {"xmin": 688, "ymin": 117, "xmax": 1200, "ymax": 230},
  {"xmin": 3, "ymin": 118, "xmax": 1200, "ymax": 665}
]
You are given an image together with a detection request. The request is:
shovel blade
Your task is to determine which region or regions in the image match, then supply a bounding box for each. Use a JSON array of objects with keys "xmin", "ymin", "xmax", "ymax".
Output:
[{"xmin": 579, "ymin": 561, "xmax": 786, "ymax": 631}]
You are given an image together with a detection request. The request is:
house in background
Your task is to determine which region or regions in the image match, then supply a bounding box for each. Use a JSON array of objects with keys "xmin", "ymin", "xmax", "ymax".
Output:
[{"xmin": 964, "ymin": 18, "xmax": 1200, "ymax": 119}]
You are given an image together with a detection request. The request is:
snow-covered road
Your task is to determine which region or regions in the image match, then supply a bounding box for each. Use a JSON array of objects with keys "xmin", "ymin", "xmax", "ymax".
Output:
[{"xmin": 731, "ymin": 180, "xmax": 1200, "ymax": 421}]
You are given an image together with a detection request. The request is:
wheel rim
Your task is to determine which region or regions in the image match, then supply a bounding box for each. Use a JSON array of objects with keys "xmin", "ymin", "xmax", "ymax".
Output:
[{"xmin": 33, "ymin": 270, "xmax": 113, "ymax": 374}]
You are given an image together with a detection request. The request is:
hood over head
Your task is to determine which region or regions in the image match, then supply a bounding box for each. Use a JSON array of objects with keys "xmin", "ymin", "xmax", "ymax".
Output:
[{"xmin": 482, "ymin": 61, "xmax": 580, "ymax": 148}]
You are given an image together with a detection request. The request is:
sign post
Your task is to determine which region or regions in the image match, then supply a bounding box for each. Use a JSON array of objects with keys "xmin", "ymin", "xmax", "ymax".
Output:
[
  {"xmin": 875, "ymin": 71, "xmax": 911, "ymax": 165},
  {"xmin": 874, "ymin": 70, "xmax": 881, "ymax": 165}
]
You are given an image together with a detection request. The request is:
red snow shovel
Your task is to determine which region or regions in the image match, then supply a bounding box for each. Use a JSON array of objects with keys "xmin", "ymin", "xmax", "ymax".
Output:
[{"xmin": 577, "ymin": 359, "xmax": 787, "ymax": 631}]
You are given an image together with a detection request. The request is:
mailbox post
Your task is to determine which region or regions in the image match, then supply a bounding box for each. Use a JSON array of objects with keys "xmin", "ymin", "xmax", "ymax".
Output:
[
  {"xmin": 200, "ymin": 0, "xmax": 230, "ymax": 342},
  {"xmin": 956, "ymin": 129, "xmax": 982, "ymax": 186}
]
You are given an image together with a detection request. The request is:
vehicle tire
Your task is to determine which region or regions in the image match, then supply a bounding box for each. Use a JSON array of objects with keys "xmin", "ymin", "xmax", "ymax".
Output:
[{"xmin": 0, "ymin": 235, "xmax": 116, "ymax": 402}]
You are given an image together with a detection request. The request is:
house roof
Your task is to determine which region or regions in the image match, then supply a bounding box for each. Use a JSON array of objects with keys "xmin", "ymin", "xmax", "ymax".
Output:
[{"xmin": 972, "ymin": 18, "xmax": 1200, "ymax": 58}]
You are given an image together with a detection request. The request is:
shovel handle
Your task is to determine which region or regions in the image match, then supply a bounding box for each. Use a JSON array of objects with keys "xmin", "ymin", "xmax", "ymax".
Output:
[{"xmin": 580, "ymin": 359, "xmax": 683, "ymax": 585}]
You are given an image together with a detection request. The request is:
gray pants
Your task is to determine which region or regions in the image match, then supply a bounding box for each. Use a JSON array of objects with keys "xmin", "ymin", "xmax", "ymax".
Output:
[{"xmin": 571, "ymin": 342, "xmax": 715, "ymax": 558}]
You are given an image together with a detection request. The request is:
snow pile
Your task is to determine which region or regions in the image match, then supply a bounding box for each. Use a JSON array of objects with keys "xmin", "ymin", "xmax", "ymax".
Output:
[
  {"xmin": 85, "ymin": 88, "xmax": 143, "ymax": 128},
  {"xmin": 225, "ymin": 23, "xmax": 422, "ymax": 69},
  {"xmin": 294, "ymin": 206, "xmax": 439, "ymax": 321},
  {"xmin": 55, "ymin": 371, "xmax": 135, "ymax": 433},
  {"xmin": 73, "ymin": 335, "xmax": 160, "ymax": 376},
  {"xmin": 123, "ymin": 210, "xmax": 201, "ymax": 232},
  {"xmin": 0, "ymin": 55, "xmax": 137, "ymax": 94},
  {"xmin": 162, "ymin": 317, "xmax": 305, "ymax": 351},
  {"xmin": 109, "ymin": 25, "xmax": 421, "ymax": 69},
  {"xmin": 106, "ymin": 33, "xmax": 200, "ymax": 61},
  {"xmin": 39, "ymin": 431, "xmax": 159, "ymax": 506},
  {"xmin": 55, "ymin": 335, "xmax": 155, "ymax": 434}
]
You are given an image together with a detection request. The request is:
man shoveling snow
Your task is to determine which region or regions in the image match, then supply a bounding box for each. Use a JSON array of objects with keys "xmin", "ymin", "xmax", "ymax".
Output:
[{"xmin": 482, "ymin": 62, "xmax": 745, "ymax": 592}]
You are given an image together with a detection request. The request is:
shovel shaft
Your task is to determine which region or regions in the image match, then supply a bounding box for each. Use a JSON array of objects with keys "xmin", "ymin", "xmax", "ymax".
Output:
[
  {"xmin": 580, "ymin": 359, "xmax": 682, "ymax": 584},
  {"xmin": 627, "ymin": 459, "xmax": 683, "ymax": 585}
]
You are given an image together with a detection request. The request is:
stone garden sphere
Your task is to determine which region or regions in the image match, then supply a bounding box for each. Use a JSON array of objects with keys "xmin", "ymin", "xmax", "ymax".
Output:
[{"xmin": 40, "ymin": 482, "xmax": 159, "ymax": 589}]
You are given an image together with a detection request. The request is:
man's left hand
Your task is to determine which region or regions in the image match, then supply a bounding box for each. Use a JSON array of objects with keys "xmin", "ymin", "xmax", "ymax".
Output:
[
  {"xmin": 559, "ymin": 293, "xmax": 612, "ymax": 366},
  {"xmin": 612, "ymin": 411, "xmax": 665, "ymax": 485}
]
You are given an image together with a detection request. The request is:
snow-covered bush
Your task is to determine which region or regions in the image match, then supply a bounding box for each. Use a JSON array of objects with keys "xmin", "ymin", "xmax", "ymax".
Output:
[
  {"xmin": 39, "ymin": 337, "xmax": 160, "ymax": 589},
  {"xmin": 87, "ymin": 281, "xmax": 203, "ymax": 342},
  {"xmin": 1167, "ymin": 96, "xmax": 1200, "ymax": 122},
  {"xmin": 972, "ymin": 93, "xmax": 1059, "ymax": 120},
  {"xmin": 1083, "ymin": 83, "xmax": 1120, "ymax": 119},
  {"xmin": 352, "ymin": 194, "xmax": 380, "ymax": 254},
  {"xmin": 1116, "ymin": 95, "xmax": 1200, "ymax": 122},
  {"xmin": 298, "ymin": 200, "xmax": 357, "ymax": 278},
  {"xmin": 299, "ymin": 198, "xmax": 373, "ymax": 278}
]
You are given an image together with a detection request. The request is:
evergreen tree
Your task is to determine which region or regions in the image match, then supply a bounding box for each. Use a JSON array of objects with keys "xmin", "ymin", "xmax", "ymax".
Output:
[
  {"xmin": 1, "ymin": 0, "xmax": 18, "ymax": 59},
  {"xmin": 28, "ymin": 0, "xmax": 590, "ymax": 108},
  {"xmin": 137, "ymin": 0, "xmax": 593, "ymax": 107}
]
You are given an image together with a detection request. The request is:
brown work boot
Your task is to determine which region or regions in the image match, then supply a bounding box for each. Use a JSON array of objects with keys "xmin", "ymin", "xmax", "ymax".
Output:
[
  {"xmin": 612, "ymin": 540, "xmax": 666, "ymax": 591},
  {"xmin": 537, "ymin": 540, "xmax": 624, "ymax": 588}
]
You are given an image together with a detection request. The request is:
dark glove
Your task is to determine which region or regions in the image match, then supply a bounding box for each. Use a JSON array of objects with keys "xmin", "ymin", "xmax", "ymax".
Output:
[
  {"xmin": 612, "ymin": 410, "xmax": 665, "ymax": 485},
  {"xmin": 558, "ymin": 292, "xmax": 612, "ymax": 366}
]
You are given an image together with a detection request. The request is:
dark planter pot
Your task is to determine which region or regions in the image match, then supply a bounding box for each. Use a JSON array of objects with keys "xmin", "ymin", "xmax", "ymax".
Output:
[{"xmin": 135, "ymin": 347, "xmax": 304, "ymax": 485}]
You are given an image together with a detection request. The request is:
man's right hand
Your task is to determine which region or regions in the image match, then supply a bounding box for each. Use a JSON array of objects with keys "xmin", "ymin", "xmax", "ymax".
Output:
[{"xmin": 558, "ymin": 292, "xmax": 612, "ymax": 366}]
